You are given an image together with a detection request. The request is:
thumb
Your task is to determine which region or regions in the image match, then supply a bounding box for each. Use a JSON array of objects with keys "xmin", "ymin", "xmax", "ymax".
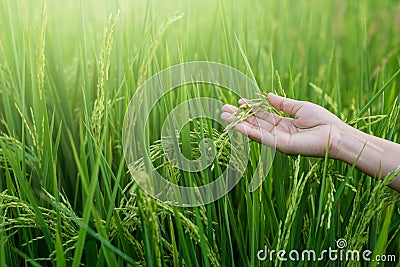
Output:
[{"xmin": 267, "ymin": 93, "xmax": 304, "ymax": 116}]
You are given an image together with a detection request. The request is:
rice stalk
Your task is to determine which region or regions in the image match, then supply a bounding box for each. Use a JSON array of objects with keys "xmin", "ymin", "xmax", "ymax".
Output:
[
  {"xmin": 345, "ymin": 168, "xmax": 400, "ymax": 254},
  {"xmin": 136, "ymin": 11, "xmax": 184, "ymax": 87},
  {"xmin": 275, "ymin": 157, "xmax": 318, "ymax": 266},
  {"xmin": 0, "ymin": 190, "xmax": 79, "ymax": 264},
  {"xmin": 91, "ymin": 11, "xmax": 119, "ymax": 141},
  {"xmin": 37, "ymin": 0, "xmax": 47, "ymax": 101}
]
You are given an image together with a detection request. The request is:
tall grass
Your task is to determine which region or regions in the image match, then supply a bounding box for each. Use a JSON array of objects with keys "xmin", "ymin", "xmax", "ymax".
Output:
[{"xmin": 0, "ymin": 0, "xmax": 399, "ymax": 266}]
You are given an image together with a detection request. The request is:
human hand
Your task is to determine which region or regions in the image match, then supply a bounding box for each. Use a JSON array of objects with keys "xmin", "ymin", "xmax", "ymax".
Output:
[{"xmin": 221, "ymin": 93, "xmax": 347, "ymax": 158}]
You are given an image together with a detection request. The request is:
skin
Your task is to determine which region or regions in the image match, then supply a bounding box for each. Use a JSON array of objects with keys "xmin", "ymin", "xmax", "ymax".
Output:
[{"xmin": 221, "ymin": 93, "xmax": 400, "ymax": 192}]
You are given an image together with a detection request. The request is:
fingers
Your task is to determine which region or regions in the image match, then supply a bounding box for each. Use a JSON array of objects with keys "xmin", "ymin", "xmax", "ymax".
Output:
[
  {"xmin": 221, "ymin": 102, "xmax": 284, "ymax": 131},
  {"xmin": 237, "ymin": 98, "xmax": 263, "ymax": 113},
  {"xmin": 221, "ymin": 104, "xmax": 242, "ymax": 124},
  {"xmin": 238, "ymin": 97, "xmax": 293, "ymax": 126},
  {"xmin": 267, "ymin": 93, "xmax": 305, "ymax": 116},
  {"xmin": 254, "ymin": 111, "xmax": 284, "ymax": 126},
  {"xmin": 221, "ymin": 107, "xmax": 276, "ymax": 131},
  {"xmin": 221, "ymin": 101, "xmax": 278, "ymax": 148},
  {"xmin": 221, "ymin": 110, "xmax": 271, "ymax": 129},
  {"xmin": 238, "ymin": 98, "xmax": 247, "ymax": 106},
  {"xmin": 221, "ymin": 104, "xmax": 240, "ymax": 114},
  {"xmin": 234, "ymin": 121, "xmax": 276, "ymax": 148},
  {"xmin": 221, "ymin": 112, "xmax": 236, "ymax": 124},
  {"xmin": 237, "ymin": 98, "xmax": 275, "ymax": 123}
]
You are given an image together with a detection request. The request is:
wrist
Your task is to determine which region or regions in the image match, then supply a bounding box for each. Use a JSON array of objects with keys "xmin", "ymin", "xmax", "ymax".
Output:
[
  {"xmin": 331, "ymin": 123, "xmax": 366, "ymax": 163},
  {"xmin": 336, "ymin": 123, "xmax": 379, "ymax": 164}
]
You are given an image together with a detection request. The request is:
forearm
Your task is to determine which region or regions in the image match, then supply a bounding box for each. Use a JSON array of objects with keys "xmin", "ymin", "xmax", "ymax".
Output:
[{"xmin": 334, "ymin": 124, "xmax": 400, "ymax": 192}]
